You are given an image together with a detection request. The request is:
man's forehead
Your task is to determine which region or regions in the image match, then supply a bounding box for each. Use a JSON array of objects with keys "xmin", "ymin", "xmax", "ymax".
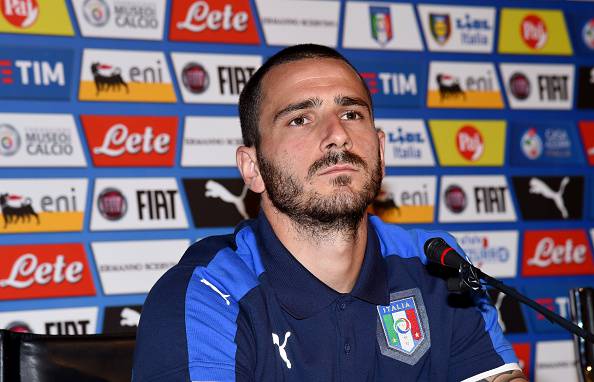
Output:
[{"xmin": 261, "ymin": 58, "xmax": 370, "ymax": 106}]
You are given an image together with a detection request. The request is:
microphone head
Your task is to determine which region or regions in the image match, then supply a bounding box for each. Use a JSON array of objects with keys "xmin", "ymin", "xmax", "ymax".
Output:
[
  {"xmin": 423, "ymin": 237, "xmax": 450, "ymax": 264},
  {"xmin": 424, "ymin": 237, "xmax": 467, "ymax": 269}
]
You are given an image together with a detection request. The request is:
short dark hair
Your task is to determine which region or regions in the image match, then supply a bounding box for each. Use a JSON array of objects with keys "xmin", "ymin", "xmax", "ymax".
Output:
[{"xmin": 238, "ymin": 44, "xmax": 372, "ymax": 148}]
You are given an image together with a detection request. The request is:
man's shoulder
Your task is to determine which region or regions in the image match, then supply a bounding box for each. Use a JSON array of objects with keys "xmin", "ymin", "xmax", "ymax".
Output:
[
  {"xmin": 152, "ymin": 223, "xmax": 265, "ymax": 300},
  {"xmin": 369, "ymin": 215, "xmax": 460, "ymax": 263}
]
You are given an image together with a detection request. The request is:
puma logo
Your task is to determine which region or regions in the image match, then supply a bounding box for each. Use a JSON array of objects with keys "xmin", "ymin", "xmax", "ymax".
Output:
[
  {"xmin": 272, "ymin": 332, "xmax": 292, "ymax": 369},
  {"xmin": 528, "ymin": 177, "xmax": 570, "ymax": 219},
  {"xmin": 120, "ymin": 308, "xmax": 141, "ymax": 327},
  {"xmin": 205, "ymin": 180, "xmax": 249, "ymax": 219},
  {"xmin": 200, "ymin": 278, "xmax": 231, "ymax": 306}
]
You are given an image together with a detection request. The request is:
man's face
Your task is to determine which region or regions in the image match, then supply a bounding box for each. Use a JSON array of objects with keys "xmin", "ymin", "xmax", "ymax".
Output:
[{"xmin": 255, "ymin": 58, "xmax": 385, "ymax": 229}]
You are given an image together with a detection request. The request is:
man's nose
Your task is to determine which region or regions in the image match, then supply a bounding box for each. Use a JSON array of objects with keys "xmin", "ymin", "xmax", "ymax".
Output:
[{"xmin": 319, "ymin": 116, "xmax": 353, "ymax": 152}]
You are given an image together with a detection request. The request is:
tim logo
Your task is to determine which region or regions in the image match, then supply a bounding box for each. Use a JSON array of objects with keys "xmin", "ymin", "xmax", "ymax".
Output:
[
  {"xmin": 354, "ymin": 61, "xmax": 421, "ymax": 108},
  {"xmin": 369, "ymin": 6, "xmax": 392, "ymax": 46},
  {"xmin": 0, "ymin": 59, "xmax": 64, "ymax": 86},
  {"xmin": 91, "ymin": 63, "xmax": 128, "ymax": 95},
  {"xmin": 0, "ymin": 48, "xmax": 72, "ymax": 100},
  {"xmin": 0, "ymin": 60, "xmax": 13, "ymax": 84},
  {"xmin": 436, "ymin": 74, "xmax": 465, "ymax": 102},
  {"xmin": 0, "ymin": 193, "xmax": 39, "ymax": 228},
  {"xmin": 1, "ymin": 0, "xmax": 39, "ymax": 28},
  {"xmin": 521, "ymin": 14, "xmax": 547, "ymax": 50}
]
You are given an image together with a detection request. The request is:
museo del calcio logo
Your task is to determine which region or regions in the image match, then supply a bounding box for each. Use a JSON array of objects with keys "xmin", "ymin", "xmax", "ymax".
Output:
[{"xmin": 0, "ymin": 113, "xmax": 86, "ymax": 167}]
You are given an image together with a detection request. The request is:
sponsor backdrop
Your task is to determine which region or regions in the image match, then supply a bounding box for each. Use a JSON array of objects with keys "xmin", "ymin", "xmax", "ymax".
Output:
[{"xmin": 0, "ymin": 0, "xmax": 593, "ymax": 378}]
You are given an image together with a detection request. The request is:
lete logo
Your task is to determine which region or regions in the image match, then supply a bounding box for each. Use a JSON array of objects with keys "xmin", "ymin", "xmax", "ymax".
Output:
[
  {"xmin": 82, "ymin": 115, "xmax": 177, "ymax": 167},
  {"xmin": 0, "ymin": 244, "xmax": 95, "ymax": 300},
  {"xmin": 522, "ymin": 230, "xmax": 594, "ymax": 276},
  {"xmin": 169, "ymin": 0, "xmax": 259, "ymax": 44}
]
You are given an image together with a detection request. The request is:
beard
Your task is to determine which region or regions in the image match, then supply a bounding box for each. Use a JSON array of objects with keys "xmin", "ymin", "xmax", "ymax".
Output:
[{"xmin": 257, "ymin": 149, "xmax": 383, "ymax": 237}]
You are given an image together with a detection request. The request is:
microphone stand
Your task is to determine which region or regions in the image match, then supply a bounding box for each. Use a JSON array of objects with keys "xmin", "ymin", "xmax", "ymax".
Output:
[{"xmin": 455, "ymin": 263, "xmax": 594, "ymax": 344}]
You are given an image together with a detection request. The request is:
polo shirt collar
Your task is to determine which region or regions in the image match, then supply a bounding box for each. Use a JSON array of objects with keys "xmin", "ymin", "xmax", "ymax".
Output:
[{"xmin": 255, "ymin": 212, "xmax": 389, "ymax": 319}]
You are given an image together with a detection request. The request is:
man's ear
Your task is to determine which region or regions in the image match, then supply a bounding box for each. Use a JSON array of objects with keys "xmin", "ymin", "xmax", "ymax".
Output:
[
  {"xmin": 376, "ymin": 128, "xmax": 386, "ymax": 177},
  {"xmin": 236, "ymin": 146, "xmax": 265, "ymax": 193}
]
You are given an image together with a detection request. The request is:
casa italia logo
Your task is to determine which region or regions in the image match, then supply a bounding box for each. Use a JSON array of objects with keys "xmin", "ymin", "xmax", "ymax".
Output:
[{"xmin": 377, "ymin": 296, "xmax": 425, "ymax": 354}]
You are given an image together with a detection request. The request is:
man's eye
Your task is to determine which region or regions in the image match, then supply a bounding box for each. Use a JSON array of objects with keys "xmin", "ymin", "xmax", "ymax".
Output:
[
  {"xmin": 289, "ymin": 116, "xmax": 311, "ymax": 126},
  {"xmin": 341, "ymin": 111, "xmax": 363, "ymax": 120}
]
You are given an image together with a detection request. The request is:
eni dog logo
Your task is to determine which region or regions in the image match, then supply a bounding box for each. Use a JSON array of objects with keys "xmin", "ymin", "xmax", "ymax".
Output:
[
  {"xmin": 427, "ymin": 61, "xmax": 503, "ymax": 109},
  {"xmin": 79, "ymin": 49, "xmax": 176, "ymax": 102},
  {"xmin": 0, "ymin": 179, "xmax": 87, "ymax": 233}
]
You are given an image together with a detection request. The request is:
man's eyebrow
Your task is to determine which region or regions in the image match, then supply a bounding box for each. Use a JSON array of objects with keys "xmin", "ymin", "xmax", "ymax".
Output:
[
  {"xmin": 334, "ymin": 95, "xmax": 371, "ymax": 113},
  {"xmin": 273, "ymin": 97, "xmax": 322, "ymax": 123}
]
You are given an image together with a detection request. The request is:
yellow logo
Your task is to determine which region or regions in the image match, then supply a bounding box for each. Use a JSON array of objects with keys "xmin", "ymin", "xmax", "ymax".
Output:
[
  {"xmin": 498, "ymin": 8, "xmax": 572, "ymax": 55},
  {"xmin": 0, "ymin": 179, "xmax": 87, "ymax": 234},
  {"xmin": 369, "ymin": 176, "xmax": 435, "ymax": 223},
  {"xmin": 427, "ymin": 62, "xmax": 504, "ymax": 109},
  {"xmin": 429, "ymin": 120, "xmax": 506, "ymax": 166},
  {"xmin": 0, "ymin": 0, "xmax": 73, "ymax": 36},
  {"xmin": 79, "ymin": 49, "xmax": 176, "ymax": 103}
]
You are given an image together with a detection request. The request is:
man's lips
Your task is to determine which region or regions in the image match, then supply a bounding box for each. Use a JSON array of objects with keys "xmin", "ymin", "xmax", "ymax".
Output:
[{"xmin": 317, "ymin": 164, "xmax": 358, "ymax": 175}]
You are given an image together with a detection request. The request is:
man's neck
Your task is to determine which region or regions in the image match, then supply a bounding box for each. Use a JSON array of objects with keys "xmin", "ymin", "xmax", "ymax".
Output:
[{"xmin": 262, "ymin": 202, "xmax": 368, "ymax": 293}]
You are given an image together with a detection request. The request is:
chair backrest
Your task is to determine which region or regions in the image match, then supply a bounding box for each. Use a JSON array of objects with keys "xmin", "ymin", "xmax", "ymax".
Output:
[{"xmin": 0, "ymin": 329, "xmax": 136, "ymax": 382}]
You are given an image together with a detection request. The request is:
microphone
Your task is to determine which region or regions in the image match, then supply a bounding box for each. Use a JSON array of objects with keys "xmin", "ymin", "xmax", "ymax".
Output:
[
  {"xmin": 423, "ymin": 237, "xmax": 468, "ymax": 269},
  {"xmin": 423, "ymin": 236, "xmax": 594, "ymax": 344}
]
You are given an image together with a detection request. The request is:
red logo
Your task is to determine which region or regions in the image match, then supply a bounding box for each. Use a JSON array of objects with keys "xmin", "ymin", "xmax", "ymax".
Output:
[
  {"xmin": 81, "ymin": 115, "xmax": 178, "ymax": 167},
  {"xmin": 512, "ymin": 343, "xmax": 531, "ymax": 379},
  {"xmin": 579, "ymin": 121, "xmax": 594, "ymax": 166},
  {"xmin": 1, "ymin": 0, "xmax": 39, "ymax": 28},
  {"xmin": 522, "ymin": 230, "xmax": 594, "ymax": 276},
  {"xmin": 0, "ymin": 244, "xmax": 95, "ymax": 300},
  {"xmin": 456, "ymin": 125, "xmax": 484, "ymax": 161},
  {"xmin": 521, "ymin": 14, "xmax": 547, "ymax": 50},
  {"xmin": 169, "ymin": 0, "xmax": 260, "ymax": 44}
]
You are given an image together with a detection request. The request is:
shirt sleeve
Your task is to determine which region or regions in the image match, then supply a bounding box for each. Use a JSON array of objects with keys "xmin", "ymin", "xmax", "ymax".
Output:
[{"xmin": 132, "ymin": 262, "xmax": 255, "ymax": 382}]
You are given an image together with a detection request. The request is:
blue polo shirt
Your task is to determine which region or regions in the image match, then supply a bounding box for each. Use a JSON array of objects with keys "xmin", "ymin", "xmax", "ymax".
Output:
[{"xmin": 133, "ymin": 213, "xmax": 518, "ymax": 381}]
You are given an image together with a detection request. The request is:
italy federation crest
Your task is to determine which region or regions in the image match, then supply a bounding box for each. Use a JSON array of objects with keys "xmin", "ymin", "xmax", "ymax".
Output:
[
  {"xmin": 376, "ymin": 288, "xmax": 430, "ymax": 365},
  {"xmin": 429, "ymin": 13, "xmax": 451, "ymax": 45},
  {"xmin": 370, "ymin": 6, "xmax": 393, "ymax": 46}
]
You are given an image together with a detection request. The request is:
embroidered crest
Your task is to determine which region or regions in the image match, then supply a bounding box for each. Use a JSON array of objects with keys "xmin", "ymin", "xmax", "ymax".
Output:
[
  {"xmin": 429, "ymin": 13, "xmax": 451, "ymax": 45},
  {"xmin": 376, "ymin": 288, "xmax": 430, "ymax": 365},
  {"xmin": 369, "ymin": 6, "xmax": 393, "ymax": 46}
]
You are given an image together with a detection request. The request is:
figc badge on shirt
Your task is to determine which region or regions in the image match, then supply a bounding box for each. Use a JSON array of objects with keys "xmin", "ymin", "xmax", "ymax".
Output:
[{"xmin": 376, "ymin": 288, "xmax": 430, "ymax": 365}]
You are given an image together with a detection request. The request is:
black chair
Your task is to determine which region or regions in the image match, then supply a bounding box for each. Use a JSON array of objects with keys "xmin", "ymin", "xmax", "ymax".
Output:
[{"xmin": 0, "ymin": 329, "xmax": 135, "ymax": 382}]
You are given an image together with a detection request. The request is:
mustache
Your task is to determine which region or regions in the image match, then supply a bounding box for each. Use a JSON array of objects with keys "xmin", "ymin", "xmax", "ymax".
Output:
[{"xmin": 307, "ymin": 151, "xmax": 367, "ymax": 179}]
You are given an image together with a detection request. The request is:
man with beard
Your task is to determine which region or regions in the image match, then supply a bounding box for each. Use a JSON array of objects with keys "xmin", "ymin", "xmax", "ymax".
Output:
[{"xmin": 133, "ymin": 45, "xmax": 526, "ymax": 382}]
